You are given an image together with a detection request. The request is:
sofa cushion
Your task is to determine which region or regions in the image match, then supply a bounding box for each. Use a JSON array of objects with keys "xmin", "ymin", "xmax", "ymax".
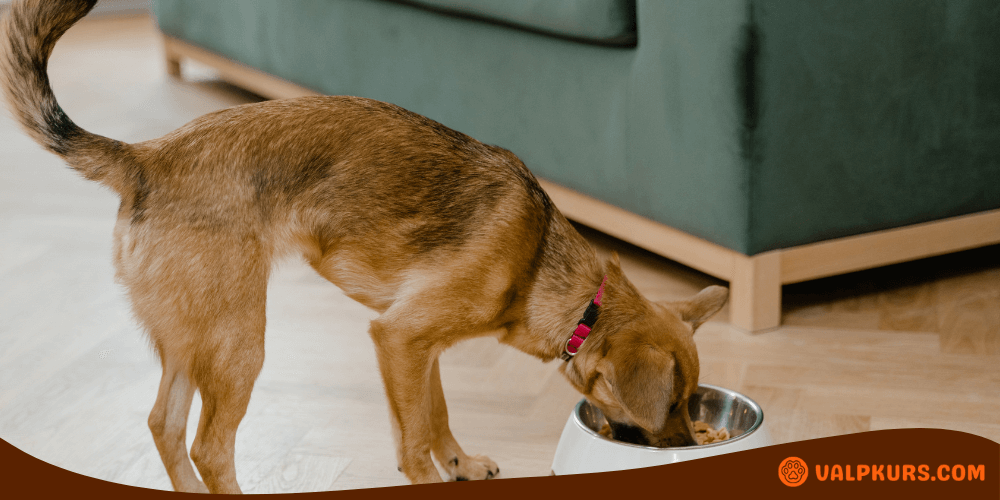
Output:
[{"xmin": 397, "ymin": 0, "xmax": 637, "ymax": 46}]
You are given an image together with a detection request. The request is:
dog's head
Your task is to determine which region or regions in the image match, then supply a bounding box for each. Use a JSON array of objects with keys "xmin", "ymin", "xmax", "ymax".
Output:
[{"xmin": 560, "ymin": 257, "xmax": 728, "ymax": 447}]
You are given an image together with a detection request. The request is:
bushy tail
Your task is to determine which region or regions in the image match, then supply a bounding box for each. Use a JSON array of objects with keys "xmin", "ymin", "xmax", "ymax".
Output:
[{"xmin": 0, "ymin": 0, "xmax": 130, "ymax": 192}]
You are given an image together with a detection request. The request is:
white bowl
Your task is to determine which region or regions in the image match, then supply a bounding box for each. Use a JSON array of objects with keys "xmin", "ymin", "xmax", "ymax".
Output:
[{"xmin": 551, "ymin": 384, "xmax": 773, "ymax": 475}]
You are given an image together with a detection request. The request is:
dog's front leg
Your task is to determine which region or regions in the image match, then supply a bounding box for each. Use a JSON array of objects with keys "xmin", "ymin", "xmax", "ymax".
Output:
[
  {"xmin": 370, "ymin": 319, "xmax": 444, "ymax": 484},
  {"xmin": 429, "ymin": 358, "xmax": 499, "ymax": 481}
]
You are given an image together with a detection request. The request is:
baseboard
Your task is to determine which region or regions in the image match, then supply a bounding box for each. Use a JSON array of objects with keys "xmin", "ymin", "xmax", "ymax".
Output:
[
  {"xmin": 163, "ymin": 35, "xmax": 319, "ymax": 99},
  {"xmin": 779, "ymin": 209, "xmax": 1000, "ymax": 285}
]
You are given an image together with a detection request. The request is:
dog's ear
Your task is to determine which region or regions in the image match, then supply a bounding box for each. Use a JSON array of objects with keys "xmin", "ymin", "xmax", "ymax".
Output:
[
  {"xmin": 665, "ymin": 286, "xmax": 729, "ymax": 330},
  {"xmin": 599, "ymin": 348, "xmax": 675, "ymax": 432}
]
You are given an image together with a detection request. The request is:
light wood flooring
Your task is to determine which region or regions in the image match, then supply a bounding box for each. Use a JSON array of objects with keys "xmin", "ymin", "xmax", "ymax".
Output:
[{"xmin": 0, "ymin": 14, "xmax": 997, "ymax": 493}]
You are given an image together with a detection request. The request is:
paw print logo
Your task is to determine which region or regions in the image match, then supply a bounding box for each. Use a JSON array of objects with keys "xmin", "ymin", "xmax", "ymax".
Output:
[{"xmin": 778, "ymin": 457, "xmax": 808, "ymax": 487}]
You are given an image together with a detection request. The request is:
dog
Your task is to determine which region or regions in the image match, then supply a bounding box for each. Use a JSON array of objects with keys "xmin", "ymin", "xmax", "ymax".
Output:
[{"xmin": 0, "ymin": 0, "xmax": 728, "ymax": 493}]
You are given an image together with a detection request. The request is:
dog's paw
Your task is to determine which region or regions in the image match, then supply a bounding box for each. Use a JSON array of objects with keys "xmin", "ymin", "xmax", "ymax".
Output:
[{"xmin": 445, "ymin": 454, "xmax": 499, "ymax": 481}]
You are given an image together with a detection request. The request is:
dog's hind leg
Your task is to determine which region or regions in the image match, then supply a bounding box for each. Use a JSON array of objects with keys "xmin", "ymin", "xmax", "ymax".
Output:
[
  {"xmin": 428, "ymin": 358, "xmax": 499, "ymax": 481},
  {"xmin": 187, "ymin": 297, "xmax": 267, "ymax": 494},
  {"xmin": 121, "ymin": 222, "xmax": 270, "ymax": 493},
  {"xmin": 148, "ymin": 359, "xmax": 207, "ymax": 493}
]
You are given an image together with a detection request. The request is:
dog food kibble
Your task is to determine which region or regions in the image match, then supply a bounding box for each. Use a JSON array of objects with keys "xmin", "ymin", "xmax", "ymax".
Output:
[
  {"xmin": 598, "ymin": 423, "xmax": 613, "ymax": 438},
  {"xmin": 693, "ymin": 421, "xmax": 730, "ymax": 445}
]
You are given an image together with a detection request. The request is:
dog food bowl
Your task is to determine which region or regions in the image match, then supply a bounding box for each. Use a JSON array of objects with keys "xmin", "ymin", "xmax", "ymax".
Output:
[{"xmin": 551, "ymin": 384, "xmax": 772, "ymax": 475}]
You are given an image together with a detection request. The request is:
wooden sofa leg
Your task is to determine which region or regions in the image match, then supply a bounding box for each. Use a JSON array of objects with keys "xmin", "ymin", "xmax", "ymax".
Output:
[
  {"xmin": 166, "ymin": 54, "xmax": 181, "ymax": 78},
  {"xmin": 730, "ymin": 251, "xmax": 782, "ymax": 333},
  {"xmin": 163, "ymin": 35, "xmax": 182, "ymax": 78}
]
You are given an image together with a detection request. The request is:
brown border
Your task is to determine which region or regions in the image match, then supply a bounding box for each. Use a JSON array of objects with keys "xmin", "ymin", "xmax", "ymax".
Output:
[{"xmin": 2, "ymin": 429, "xmax": 996, "ymax": 498}]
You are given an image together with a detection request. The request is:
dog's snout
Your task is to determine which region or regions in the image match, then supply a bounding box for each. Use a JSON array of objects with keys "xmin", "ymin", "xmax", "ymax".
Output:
[{"xmin": 607, "ymin": 421, "xmax": 650, "ymax": 446}]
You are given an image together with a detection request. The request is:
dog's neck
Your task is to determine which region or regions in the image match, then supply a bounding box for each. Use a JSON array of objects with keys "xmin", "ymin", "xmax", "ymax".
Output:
[{"xmin": 502, "ymin": 213, "xmax": 606, "ymax": 361}]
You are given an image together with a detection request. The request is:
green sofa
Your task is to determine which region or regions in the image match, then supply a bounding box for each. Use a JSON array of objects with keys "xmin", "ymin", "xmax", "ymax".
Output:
[{"xmin": 151, "ymin": 0, "xmax": 1000, "ymax": 330}]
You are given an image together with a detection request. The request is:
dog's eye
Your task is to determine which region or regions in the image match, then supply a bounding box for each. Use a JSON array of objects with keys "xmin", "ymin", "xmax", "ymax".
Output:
[{"xmin": 669, "ymin": 402, "xmax": 680, "ymax": 414}]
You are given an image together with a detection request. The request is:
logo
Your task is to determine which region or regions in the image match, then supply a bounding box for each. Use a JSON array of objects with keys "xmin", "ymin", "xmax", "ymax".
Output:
[{"xmin": 780, "ymin": 457, "xmax": 809, "ymax": 487}]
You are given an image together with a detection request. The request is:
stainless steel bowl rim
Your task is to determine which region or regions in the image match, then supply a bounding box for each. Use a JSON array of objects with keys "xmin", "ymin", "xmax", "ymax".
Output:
[{"xmin": 571, "ymin": 383, "xmax": 765, "ymax": 451}]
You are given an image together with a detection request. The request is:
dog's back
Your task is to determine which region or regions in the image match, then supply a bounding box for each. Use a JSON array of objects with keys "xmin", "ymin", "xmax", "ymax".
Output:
[{"xmin": 117, "ymin": 94, "xmax": 554, "ymax": 316}]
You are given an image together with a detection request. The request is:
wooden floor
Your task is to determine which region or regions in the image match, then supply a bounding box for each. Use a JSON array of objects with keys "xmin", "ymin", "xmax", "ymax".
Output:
[{"xmin": 0, "ymin": 15, "xmax": 997, "ymax": 493}]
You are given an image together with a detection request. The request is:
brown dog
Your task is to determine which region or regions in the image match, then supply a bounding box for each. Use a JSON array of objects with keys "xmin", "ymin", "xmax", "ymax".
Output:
[{"xmin": 1, "ymin": 0, "xmax": 728, "ymax": 493}]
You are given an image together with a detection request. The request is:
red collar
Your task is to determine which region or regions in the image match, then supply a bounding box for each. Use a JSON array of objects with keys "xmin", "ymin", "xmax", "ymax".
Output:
[{"xmin": 561, "ymin": 275, "xmax": 607, "ymax": 361}]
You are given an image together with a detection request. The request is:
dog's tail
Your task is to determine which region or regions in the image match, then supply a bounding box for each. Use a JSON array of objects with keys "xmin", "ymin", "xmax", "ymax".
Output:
[{"xmin": 1, "ymin": 0, "xmax": 131, "ymax": 193}]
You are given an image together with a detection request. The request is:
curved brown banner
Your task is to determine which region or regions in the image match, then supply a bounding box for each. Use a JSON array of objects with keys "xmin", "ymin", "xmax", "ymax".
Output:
[{"xmin": 2, "ymin": 429, "xmax": 996, "ymax": 499}]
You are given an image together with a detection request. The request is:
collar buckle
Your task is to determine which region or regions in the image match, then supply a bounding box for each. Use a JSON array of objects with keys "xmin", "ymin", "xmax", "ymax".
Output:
[
  {"xmin": 561, "ymin": 275, "xmax": 607, "ymax": 362},
  {"xmin": 561, "ymin": 338, "xmax": 578, "ymax": 361}
]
